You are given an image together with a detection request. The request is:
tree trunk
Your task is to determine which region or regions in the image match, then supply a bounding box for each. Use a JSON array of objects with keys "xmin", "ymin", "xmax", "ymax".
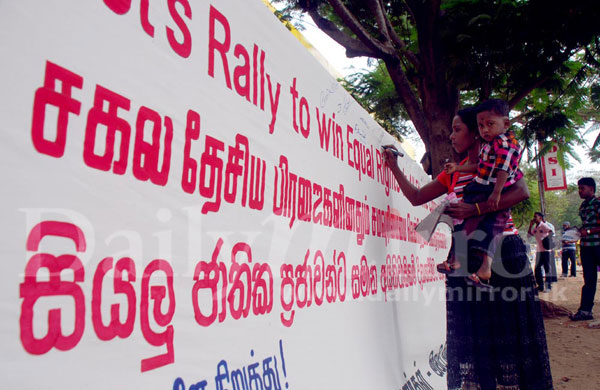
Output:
[
  {"xmin": 384, "ymin": 1, "xmax": 459, "ymax": 177},
  {"xmin": 426, "ymin": 111, "xmax": 458, "ymax": 175},
  {"xmin": 304, "ymin": 0, "xmax": 461, "ymax": 177},
  {"xmin": 535, "ymin": 143, "xmax": 546, "ymax": 214},
  {"xmin": 384, "ymin": 61, "xmax": 459, "ymax": 177}
]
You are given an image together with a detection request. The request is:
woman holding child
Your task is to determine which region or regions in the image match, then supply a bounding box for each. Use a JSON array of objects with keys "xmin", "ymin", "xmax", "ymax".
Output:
[{"xmin": 383, "ymin": 101, "xmax": 553, "ymax": 389}]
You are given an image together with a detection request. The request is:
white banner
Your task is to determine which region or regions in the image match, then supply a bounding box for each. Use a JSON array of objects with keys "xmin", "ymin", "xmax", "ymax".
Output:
[
  {"xmin": 0, "ymin": 1, "xmax": 450, "ymax": 389},
  {"xmin": 541, "ymin": 143, "xmax": 567, "ymax": 191}
]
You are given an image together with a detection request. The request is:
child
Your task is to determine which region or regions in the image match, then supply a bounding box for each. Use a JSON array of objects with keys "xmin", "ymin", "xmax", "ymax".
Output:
[{"xmin": 444, "ymin": 99, "xmax": 523, "ymax": 290}]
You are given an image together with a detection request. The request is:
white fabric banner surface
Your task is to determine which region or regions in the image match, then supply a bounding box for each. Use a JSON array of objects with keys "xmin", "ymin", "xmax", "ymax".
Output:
[{"xmin": 0, "ymin": 1, "xmax": 450, "ymax": 389}]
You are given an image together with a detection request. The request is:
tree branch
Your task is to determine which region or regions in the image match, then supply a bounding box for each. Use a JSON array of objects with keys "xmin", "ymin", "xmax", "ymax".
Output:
[
  {"xmin": 508, "ymin": 77, "xmax": 551, "ymax": 109},
  {"xmin": 402, "ymin": 0, "xmax": 418, "ymax": 24},
  {"xmin": 367, "ymin": 0, "xmax": 420, "ymax": 69},
  {"xmin": 385, "ymin": 60, "xmax": 429, "ymax": 144},
  {"xmin": 366, "ymin": 0, "xmax": 391, "ymax": 42},
  {"xmin": 307, "ymin": 9, "xmax": 379, "ymax": 58},
  {"xmin": 384, "ymin": 8, "xmax": 420, "ymax": 68},
  {"xmin": 310, "ymin": 0, "xmax": 420, "ymax": 69},
  {"xmin": 511, "ymin": 111, "xmax": 529, "ymax": 125},
  {"xmin": 508, "ymin": 47, "xmax": 576, "ymax": 108},
  {"xmin": 326, "ymin": 0, "xmax": 396, "ymax": 59}
]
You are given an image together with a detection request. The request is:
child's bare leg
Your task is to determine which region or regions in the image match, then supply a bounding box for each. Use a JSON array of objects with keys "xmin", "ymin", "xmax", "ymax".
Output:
[
  {"xmin": 437, "ymin": 246, "xmax": 462, "ymax": 274},
  {"xmin": 475, "ymin": 254, "xmax": 492, "ymax": 281},
  {"xmin": 446, "ymin": 253, "xmax": 462, "ymax": 269},
  {"xmin": 438, "ymin": 259, "xmax": 461, "ymax": 273},
  {"xmin": 466, "ymin": 252, "xmax": 493, "ymax": 290}
]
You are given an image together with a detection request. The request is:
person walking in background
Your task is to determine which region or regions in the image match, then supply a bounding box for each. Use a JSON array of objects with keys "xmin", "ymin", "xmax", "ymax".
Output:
[
  {"xmin": 545, "ymin": 220, "xmax": 558, "ymax": 288},
  {"xmin": 570, "ymin": 177, "xmax": 600, "ymax": 321},
  {"xmin": 561, "ymin": 221, "xmax": 578, "ymax": 277},
  {"xmin": 528, "ymin": 212, "xmax": 554, "ymax": 292}
]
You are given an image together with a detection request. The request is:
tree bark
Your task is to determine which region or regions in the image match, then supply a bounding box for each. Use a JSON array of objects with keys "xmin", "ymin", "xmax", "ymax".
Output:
[{"xmin": 425, "ymin": 108, "xmax": 458, "ymax": 175}]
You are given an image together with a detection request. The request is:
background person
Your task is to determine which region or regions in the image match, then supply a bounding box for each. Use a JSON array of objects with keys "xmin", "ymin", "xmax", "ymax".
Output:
[
  {"xmin": 561, "ymin": 221, "xmax": 578, "ymax": 277},
  {"xmin": 546, "ymin": 220, "xmax": 558, "ymax": 289},
  {"xmin": 570, "ymin": 177, "xmax": 600, "ymax": 321},
  {"xmin": 383, "ymin": 106, "xmax": 552, "ymax": 390},
  {"xmin": 528, "ymin": 212, "xmax": 554, "ymax": 292}
]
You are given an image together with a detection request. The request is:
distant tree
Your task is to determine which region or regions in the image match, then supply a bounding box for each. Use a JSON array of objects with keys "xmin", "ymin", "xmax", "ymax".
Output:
[{"xmin": 273, "ymin": 0, "xmax": 600, "ymax": 176}]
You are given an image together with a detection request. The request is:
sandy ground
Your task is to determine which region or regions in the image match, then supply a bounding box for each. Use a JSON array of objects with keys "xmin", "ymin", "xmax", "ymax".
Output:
[{"xmin": 539, "ymin": 269, "xmax": 600, "ymax": 390}]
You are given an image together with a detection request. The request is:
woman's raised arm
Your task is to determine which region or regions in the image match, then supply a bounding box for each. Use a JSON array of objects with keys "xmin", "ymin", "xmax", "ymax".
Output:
[{"xmin": 383, "ymin": 146, "xmax": 448, "ymax": 206}]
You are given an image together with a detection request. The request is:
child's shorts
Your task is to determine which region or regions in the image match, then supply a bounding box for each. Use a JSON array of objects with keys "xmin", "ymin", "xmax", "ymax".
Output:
[{"xmin": 457, "ymin": 181, "xmax": 511, "ymax": 259}]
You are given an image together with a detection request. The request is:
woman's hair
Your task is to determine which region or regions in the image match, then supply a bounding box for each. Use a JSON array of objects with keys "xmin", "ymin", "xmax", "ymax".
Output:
[{"xmin": 456, "ymin": 106, "xmax": 478, "ymax": 134}]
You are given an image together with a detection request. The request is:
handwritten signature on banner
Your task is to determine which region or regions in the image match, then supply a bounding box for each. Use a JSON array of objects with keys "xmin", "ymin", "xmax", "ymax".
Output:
[
  {"xmin": 398, "ymin": 344, "xmax": 447, "ymax": 390},
  {"xmin": 319, "ymin": 81, "xmax": 351, "ymax": 115},
  {"xmin": 172, "ymin": 340, "xmax": 289, "ymax": 390}
]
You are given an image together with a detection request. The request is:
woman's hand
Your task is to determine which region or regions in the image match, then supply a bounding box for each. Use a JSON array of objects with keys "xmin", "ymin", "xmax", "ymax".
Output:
[
  {"xmin": 445, "ymin": 201, "xmax": 477, "ymax": 219},
  {"xmin": 381, "ymin": 144, "xmax": 399, "ymax": 167}
]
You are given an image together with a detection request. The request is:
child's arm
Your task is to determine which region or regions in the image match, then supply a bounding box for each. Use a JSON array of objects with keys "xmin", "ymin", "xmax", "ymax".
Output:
[
  {"xmin": 488, "ymin": 133, "xmax": 520, "ymax": 210},
  {"xmin": 445, "ymin": 176, "xmax": 529, "ymax": 219},
  {"xmin": 444, "ymin": 162, "xmax": 477, "ymax": 174},
  {"xmin": 487, "ymin": 170, "xmax": 508, "ymax": 210}
]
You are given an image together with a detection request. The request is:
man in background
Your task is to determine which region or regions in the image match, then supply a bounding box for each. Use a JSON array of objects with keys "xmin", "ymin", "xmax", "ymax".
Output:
[
  {"xmin": 545, "ymin": 220, "xmax": 558, "ymax": 288},
  {"xmin": 528, "ymin": 212, "xmax": 554, "ymax": 292},
  {"xmin": 561, "ymin": 221, "xmax": 577, "ymax": 277},
  {"xmin": 570, "ymin": 177, "xmax": 600, "ymax": 321}
]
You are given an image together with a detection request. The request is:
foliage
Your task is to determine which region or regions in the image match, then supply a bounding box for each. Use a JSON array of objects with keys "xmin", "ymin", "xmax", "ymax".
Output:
[
  {"xmin": 511, "ymin": 164, "xmax": 537, "ymax": 229},
  {"xmin": 513, "ymin": 46, "xmax": 600, "ymax": 167},
  {"xmin": 517, "ymin": 106, "xmax": 581, "ymax": 167},
  {"xmin": 584, "ymin": 48, "xmax": 600, "ymax": 162},
  {"xmin": 518, "ymin": 166, "xmax": 600, "ymax": 232},
  {"xmin": 272, "ymin": 0, "xmax": 600, "ymax": 176}
]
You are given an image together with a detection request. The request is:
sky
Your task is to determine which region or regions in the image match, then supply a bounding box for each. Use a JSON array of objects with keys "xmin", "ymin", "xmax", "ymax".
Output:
[{"xmin": 294, "ymin": 13, "xmax": 600, "ymax": 183}]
